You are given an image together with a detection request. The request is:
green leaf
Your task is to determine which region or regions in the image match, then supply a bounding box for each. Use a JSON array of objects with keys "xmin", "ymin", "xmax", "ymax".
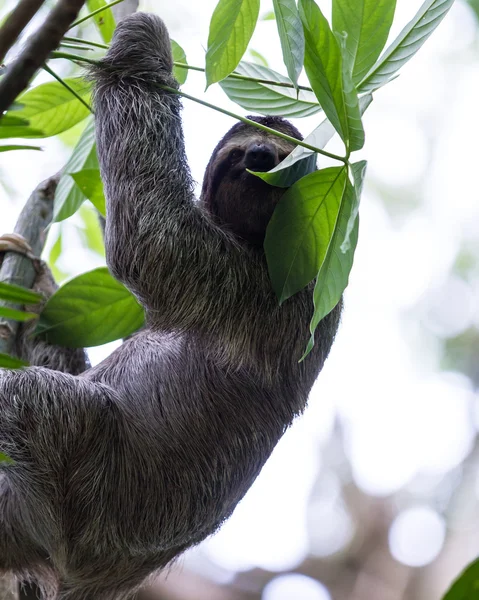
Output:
[
  {"xmin": 442, "ymin": 556, "xmax": 479, "ymax": 600},
  {"xmin": 0, "ymin": 126, "xmax": 44, "ymax": 139},
  {"xmin": 0, "ymin": 354, "xmax": 28, "ymax": 369},
  {"xmin": 70, "ymin": 169, "xmax": 106, "ymax": 216},
  {"xmin": 299, "ymin": 0, "xmax": 349, "ymax": 145},
  {"xmin": 341, "ymin": 160, "xmax": 367, "ymax": 252},
  {"xmin": 336, "ymin": 31, "xmax": 365, "ymax": 151},
  {"xmin": 0, "ymin": 307, "xmax": 37, "ymax": 321},
  {"xmin": 54, "ymin": 118, "xmax": 98, "ymax": 222},
  {"xmin": 0, "ymin": 115, "xmax": 44, "ymax": 139},
  {"xmin": 36, "ymin": 267, "xmax": 145, "ymax": 347},
  {"xmin": 86, "ymin": 0, "xmax": 116, "ymax": 43},
  {"xmin": 0, "ymin": 452, "xmax": 14, "ymax": 465},
  {"xmin": 273, "ymin": 0, "xmax": 305, "ymax": 88},
  {"xmin": 78, "ymin": 205, "xmax": 105, "ymax": 257},
  {"xmin": 262, "ymin": 10, "xmax": 276, "ymax": 20},
  {"xmin": 0, "ymin": 144, "xmax": 42, "ymax": 152},
  {"xmin": 251, "ymin": 153, "xmax": 317, "ymax": 188},
  {"xmin": 249, "ymin": 48, "xmax": 269, "ymax": 66},
  {"xmin": 2, "ymin": 78, "xmax": 91, "ymax": 138},
  {"xmin": 171, "ymin": 39, "xmax": 188, "ymax": 85},
  {"xmin": 332, "ymin": 0, "xmax": 397, "ymax": 84},
  {"xmin": 49, "ymin": 230, "xmax": 63, "ymax": 267},
  {"xmin": 220, "ymin": 61, "xmax": 321, "ymax": 117},
  {"xmin": 260, "ymin": 93, "xmax": 372, "ymax": 185},
  {"xmin": 265, "ymin": 166, "xmax": 347, "ymax": 303},
  {"xmin": 302, "ymin": 167, "xmax": 361, "ymax": 358},
  {"xmin": 0, "ymin": 282, "xmax": 42, "ymax": 304},
  {"xmin": 206, "ymin": 0, "xmax": 261, "ymax": 87},
  {"xmin": 358, "ymin": 0, "xmax": 455, "ymax": 93},
  {"xmin": 0, "ymin": 115, "xmax": 30, "ymax": 126},
  {"xmin": 48, "ymin": 229, "xmax": 68, "ymax": 282}
]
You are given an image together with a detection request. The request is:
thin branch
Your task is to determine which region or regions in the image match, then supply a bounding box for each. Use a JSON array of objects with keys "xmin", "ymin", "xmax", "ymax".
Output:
[
  {"xmin": 0, "ymin": 0, "xmax": 86, "ymax": 115},
  {"xmin": 59, "ymin": 41, "xmax": 94, "ymax": 50},
  {"xmin": 0, "ymin": 176, "xmax": 59, "ymax": 356},
  {"xmin": 42, "ymin": 63, "xmax": 92, "ymax": 112},
  {"xmin": 69, "ymin": 0, "xmax": 125, "ymax": 29},
  {"xmin": 62, "ymin": 35, "xmax": 108, "ymax": 49},
  {"xmin": 0, "ymin": 0, "xmax": 45, "ymax": 64}
]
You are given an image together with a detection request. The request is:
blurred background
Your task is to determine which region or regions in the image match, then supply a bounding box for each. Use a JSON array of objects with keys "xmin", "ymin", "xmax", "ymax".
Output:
[{"xmin": 1, "ymin": 0, "xmax": 479, "ymax": 598}]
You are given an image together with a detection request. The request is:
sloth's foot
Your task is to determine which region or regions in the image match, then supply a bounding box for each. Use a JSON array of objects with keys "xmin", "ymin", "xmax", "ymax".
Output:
[{"xmin": 0, "ymin": 233, "xmax": 41, "ymax": 272}]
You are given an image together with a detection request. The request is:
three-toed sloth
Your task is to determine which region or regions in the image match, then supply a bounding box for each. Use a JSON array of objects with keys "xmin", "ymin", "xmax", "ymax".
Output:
[{"xmin": 0, "ymin": 13, "xmax": 341, "ymax": 600}]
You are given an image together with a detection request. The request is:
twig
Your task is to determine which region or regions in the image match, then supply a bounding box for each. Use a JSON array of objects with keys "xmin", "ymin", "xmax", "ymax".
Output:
[
  {"xmin": 42, "ymin": 63, "xmax": 92, "ymax": 112},
  {"xmin": 0, "ymin": 0, "xmax": 45, "ymax": 64},
  {"xmin": 0, "ymin": 176, "xmax": 59, "ymax": 356},
  {"xmin": 69, "ymin": 0, "xmax": 125, "ymax": 29},
  {"xmin": 0, "ymin": 0, "xmax": 86, "ymax": 115}
]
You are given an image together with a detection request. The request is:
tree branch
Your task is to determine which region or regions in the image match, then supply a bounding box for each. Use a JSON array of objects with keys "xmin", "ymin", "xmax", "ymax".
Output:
[
  {"xmin": 0, "ymin": 175, "xmax": 59, "ymax": 356},
  {"xmin": 0, "ymin": 0, "xmax": 86, "ymax": 115},
  {"xmin": 0, "ymin": 0, "xmax": 45, "ymax": 64}
]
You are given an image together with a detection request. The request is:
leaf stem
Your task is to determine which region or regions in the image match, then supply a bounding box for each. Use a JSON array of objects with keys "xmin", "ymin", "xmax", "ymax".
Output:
[
  {"xmin": 50, "ymin": 50, "xmax": 99, "ymax": 65},
  {"xmin": 60, "ymin": 41, "xmax": 94, "ymax": 51},
  {"xmin": 175, "ymin": 63, "xmax": 315, "ymax": 92},
  {"xmin": 62, "ymin": 36, "xmax": 109, "ymax": 49},
  {"xmin": 69, "ymin": 0, "xmax": 125, "ymax": 30},
  {"xmin": 42, "ymin": 63, "xmax": 93, "ymax": 112}
]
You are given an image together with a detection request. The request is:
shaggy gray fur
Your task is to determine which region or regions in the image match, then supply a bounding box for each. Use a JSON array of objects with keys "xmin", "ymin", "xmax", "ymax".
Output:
[{"xmin": 0, "ymin": 13, "xmax": 342, "ymax": 600}]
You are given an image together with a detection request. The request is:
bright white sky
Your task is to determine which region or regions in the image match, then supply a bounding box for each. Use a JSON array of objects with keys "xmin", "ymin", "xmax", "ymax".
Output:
[{"xmin": 1, "ymin": 1, "xmax": 478, "ymax": 596}]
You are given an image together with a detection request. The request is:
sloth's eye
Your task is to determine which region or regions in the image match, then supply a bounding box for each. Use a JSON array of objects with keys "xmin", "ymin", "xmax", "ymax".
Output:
[{"xmin": 229, "ymin": 149, "xmax": 244, "ymax": 162}]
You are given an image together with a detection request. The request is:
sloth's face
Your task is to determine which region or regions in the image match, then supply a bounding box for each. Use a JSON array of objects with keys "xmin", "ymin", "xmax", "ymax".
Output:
[{"xmin": 204, "ymin": 132, "xmax": 295, "ymax": 247}]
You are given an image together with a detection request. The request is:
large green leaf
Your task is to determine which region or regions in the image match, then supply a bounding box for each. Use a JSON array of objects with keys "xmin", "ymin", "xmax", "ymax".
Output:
[
  {"xmin": 358, "ymin": 0, "xmax": 455, "ymax": 93},
  {"xmin": 332, "ymin": 0, "xmax": 397, "ymax": 85},
  {"xmin": 0, "ymin": 282, "xmax": 42, "ymax": 304},
  {"xmin": 298, "ymin": 0, "xmax": 350, "ymax": 146},
  {"xmin": 3, "ymin": 78, "xmax": 91, "ymax": 138},
  {"xmin": 265, "ymin": 166, "xmax": 347, "ymax": 303},
  {"xmin": 273, "ymin": 0, "xmax": 305, "ymax": 88},
  {"xmin": 36, "ymin": 267, "xmax": 145, "ymax": 347},
  {"xmin": 54, "ymin": 118, "xmax": 98, "ymax": 222},
  {"xmin": 206, "ymin": 0, "xmax": 260, "ymax": 87},
  {"xmin": 70, "ymin": 168, "xmax": 106, "ymax": 216},
  {"xmin": 258, "ymin": 93, "xmax": 372, "ymax": 186},
  {"xmin": 442, "ymin": 557, "xmax": 479, "ymax": 600},
  {"xmin": 302, "ymin": 165, "xmax": 363, "ymax": 358},
  {"xmin": 0, "ymin": 354, "xmax": 27, "ymax": 369},
  {"xmin": 220, "ymin": 62, "xmax": 321, "ymax": 117},
  {"xmin": 86, "ymin": 0, "xmax": 116, "ymax": 43},
  {"xmin": 171, "ymin": 40, "xmax": 188, "ymax": 85}
]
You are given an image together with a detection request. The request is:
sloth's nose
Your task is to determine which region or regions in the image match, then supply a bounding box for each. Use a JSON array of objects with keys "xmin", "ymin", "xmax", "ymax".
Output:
[{"xmin": 244, "ymin": 143, "xmax": 276, "ymax": 172}]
